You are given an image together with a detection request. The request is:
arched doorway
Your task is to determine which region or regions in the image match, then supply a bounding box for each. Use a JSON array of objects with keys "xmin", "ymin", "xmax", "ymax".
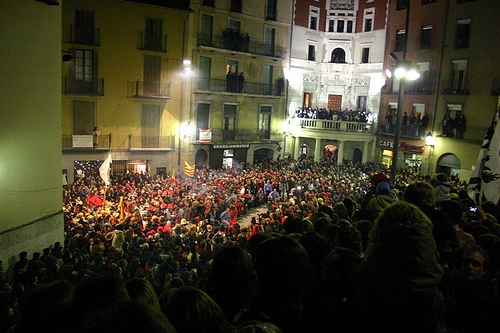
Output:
[
  {"xmin": 436, "ymin": 153, "xmax": 461, "ymax": 179},
  {"xmin": 195, "ymin": 149, "xmax": 208, "ymax": 169},
  {"xmin": 253, "ymin": 148, "xmax": 274, "ymax": 163},
  {"xmin": 353, "ymin": 148, "xmax": 362, "ymax": 165},
  {"xmin": 331, "ymin": 48, "xmax": 346, "ymax": 63}
]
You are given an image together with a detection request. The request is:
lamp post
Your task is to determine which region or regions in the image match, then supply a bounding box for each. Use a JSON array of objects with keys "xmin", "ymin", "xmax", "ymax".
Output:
[
  {"xmin": 388, "ymin": 0, "xmax": 419, "ymax": 183},
  {"xmin": 178, "ymin": 59, "xmax": 192, "ymax": 175}
]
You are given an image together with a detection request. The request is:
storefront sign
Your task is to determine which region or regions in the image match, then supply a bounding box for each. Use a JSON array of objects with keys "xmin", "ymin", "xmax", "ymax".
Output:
[
  {"xmin": 253, "ymin": 144, "xmax": 276, "ymax": 149},
  {"xmin": 213, "ymin": 144, "xmax": 250, "ymax": 148},
  {"xmin": 379, "ymin": 140, "xmax": 424, "ymax": 153}
]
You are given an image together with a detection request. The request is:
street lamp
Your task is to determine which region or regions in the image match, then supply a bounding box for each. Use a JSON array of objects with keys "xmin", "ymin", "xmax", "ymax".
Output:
[
  {"xmin": 178, "ymin": 59, "xmax": 192, "ymax": 174},
  {"xmin": 388, "ymin": 0, "xmax": 420, "ymax": 183}
]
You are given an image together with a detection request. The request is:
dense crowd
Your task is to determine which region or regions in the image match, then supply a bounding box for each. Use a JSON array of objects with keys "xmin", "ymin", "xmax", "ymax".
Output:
[
  {"xmin": 293, "ymin": 106, "xmax": 374, "ymax": 123},
  {"xmin": 1, "ymin": 157, "xmax": 499, "ymax": 333}
]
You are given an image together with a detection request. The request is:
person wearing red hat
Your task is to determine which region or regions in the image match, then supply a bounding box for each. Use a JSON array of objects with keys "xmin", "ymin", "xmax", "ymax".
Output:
[{"xmin": 360, "ymin": 173, "xmax": 389, "ymax": 210}]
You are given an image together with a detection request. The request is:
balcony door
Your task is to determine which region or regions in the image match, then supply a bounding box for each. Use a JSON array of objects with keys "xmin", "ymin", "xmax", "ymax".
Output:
[
  {"xmin": 200, "ymin": 14, "xmax": 213, "ymax": 46},
  {"xmin": 73, "ymin": 100, "xmax": 95, "ymax": 135},
  {"xmin": 328, "ymin": 94, "xmax": 342, "ymax": 110},
  {"xmin": 144, "ymin": 55, "xmax": 161, "ymax": 96},
  {"xmin": 142, "ymin": 104, "xmax": 161, "ymax": 148},
  {"xmin": 259, "ymin": 106, "xmax": 272, "ymax": 139}
]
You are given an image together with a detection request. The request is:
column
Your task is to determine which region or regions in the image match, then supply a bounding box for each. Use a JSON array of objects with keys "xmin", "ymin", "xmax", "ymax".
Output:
[
  {"xmin": 337, "ymin": 140, "xmax": 344, "ymax": 165},
  {"xmin": 362, "ymin": 141, "xmax": 369, "ymax": 163},
  {"xmin": 294, "ymin": 136, "xmax": 301, "ymax": 159},
  {"xmin": 314, "ymin": 138, "xmax": 322, "ymax": 162}
]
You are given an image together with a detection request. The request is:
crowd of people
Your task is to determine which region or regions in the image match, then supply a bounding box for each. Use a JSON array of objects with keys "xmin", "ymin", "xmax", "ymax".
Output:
[
  {"xmin": 293, "ymin": 106, "xmax": 374, "ymax": 123},
  {"xmin": 1, "ymin": 156, "xmax": 499, "ymax": 333}
]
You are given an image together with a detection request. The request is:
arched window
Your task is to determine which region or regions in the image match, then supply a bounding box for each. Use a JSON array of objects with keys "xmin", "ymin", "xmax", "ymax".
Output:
[{"xmin": 331, "ymin": 48, "xmax": 346, "ymax": 63}]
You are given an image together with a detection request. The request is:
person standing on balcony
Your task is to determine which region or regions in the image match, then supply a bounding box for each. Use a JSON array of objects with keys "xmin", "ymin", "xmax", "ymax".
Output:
[
  {"xmin": 385, "ymin": 111, "xmax": 393, "ymax": 133},
  {"xmin": 402, "ymin": 112, "xmax": 408, "ymax": 135},
  {"xmin": 93, "ymin": 126, "xmax": 100, "ymax": 149},
  {"xmin": 455, "ymin": 114, "xmax": 466, "ymax": 139},
  {"xmin": 420, "ymin": 113, "xmax": 430, "ymax": 138},
  {"xmin": 237, "ymin": 72, "xmax": 245, "ymax": 93}
]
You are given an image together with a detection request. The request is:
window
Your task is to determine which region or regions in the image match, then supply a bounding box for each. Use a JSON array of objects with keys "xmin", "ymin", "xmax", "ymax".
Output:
[
  {"xmin": 420, "ymin": 25, "xmax": 432, "ymax": 49},
  {"xmin": 331, "ymin": 48, "xmax": 346, "ymax": 63},
  {"xmin": 74, "ymin": 49, "xmax": 94, "ymax": 81},
  {"xmin": 364, "ymin": 9, "xmax": 374, "ymax": 32},
  {"xmin": 259, "ymin": 106, "xmax": 272, "ymax": 139},
  {"xmin": 262, "ymin": 65, "xmax": 273, "ymax": 95},
  {"xmin": 264, "ymin": 27, "xmax": 276, "ymax": 56},
  {"xmin": 357, "ymin": 96, "xmax": 367, "ymax": 110},
  {"xmin": 143, "ymin": 55, "xmax": 161, "ymax": 96},
  {"xmin": 456, "ymin": 19, "xmax": 471, "ymax": 49},
  {"xmin": 347, "ymin": 20, "xmax": 353, "ymax": 33},
  {"xmin": 308, "ymin": 44, "xmax": 316, "ymax": 61},
  {"xmin": 202, "ymin": 0, "xmax": 215, "ymax": 7},
  {"xmin": 229, "ymin": 20, "xmax": 241, "ymax": 34},
  {"xmin": 72, "ymin": 100, "xmax": 95, "ymax": 135},
  {"xmin": 361, "ymin": 47, "xmax": 370, "ymax": 63},
  {"xmin": 196, "ymin": 103, "xmax": 210, "ymax": 140},
  {"xmin": 226, "ymin": 60, "xmax": 239, "ymax": 92},
  {"xmin": 142, "ymin": 104, "xmax": 161, "ymax": 148},
  {"xmin": 309, "ymin": 7, "xmax": 319, "ymax": 30},
  {"xmin": 422, "ymin": 0, "xmax": 437, "ymax": 4},
  {"xmin": 223, "ymin": 104, "xmax": 237, "ymax": 140},
  {"xmin": 74, "ymin": 10, "xmax": 95, "ymax": 45},
  {"xmin": 396, "ymin": 0, "xmax": 409, "ymax": 10},
  {"xmin": 266, "ymin": 0, "xmax": 277, "ymax": 21},
  {"xmin": 328, "ymin": 19, "xmax": 335, "ymax": 32},
  {"xmin": 337, "ymin": 20, "xmax": 344, "ymax": 33},
  {"xmin": 451, "ymin": 60, "xmax": 468, "ymax": 92},
  {"xmin": 230, "ymin": 0, "xmax": 242, "ymax": 13},
  {"xmin": 198, "ymin": 56, "xmax": 211, "ymax": 90},
  {"xmin": 199, "ymin": 15, "xmax": 213, "ymax": 46},
  {"xmin": 395, "ymin": 29, "xmax": 406, "ymax": 52},
  {"xmin": 143, "ymin": 18, "xmax": 164, "ymax": 52}
]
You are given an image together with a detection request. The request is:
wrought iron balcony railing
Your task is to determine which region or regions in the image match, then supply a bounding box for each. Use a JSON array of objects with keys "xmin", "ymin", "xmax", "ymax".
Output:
[
  {"xmin": 197, "ymin": 33, "xmax": 285, "ymax": 59},
  {"xmin": 441, "ymin": 79, "xmax": 469, "ymax": 95},
  {"xmin": 128, "ymin": 80, "xmax": 171, "ymax": 99},
  {"xmin": 195, "ymin": 77, "xmax": 285, "ymax": 96},
  {"xmin": 64, "ymin": 25, "xmax": 101, "ymax": 46},
  {"xmin": 64, "ymin": 76, "xmax": 104, "ymax": 95},
  {"xmin": 138, "ymin": 32, "xmax": 167, "ymax": 52},
  {"xmin": 128, "ymin": 135, "xmax": 175, "ymax": 150}
]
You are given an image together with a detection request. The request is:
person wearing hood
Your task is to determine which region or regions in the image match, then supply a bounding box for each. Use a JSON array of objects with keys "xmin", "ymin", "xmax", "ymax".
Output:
[
  {"xmin": 434, "ymin": 173, "xmax": 454, "ymax": 203},
  {"xmin": 366, "ymin": 182, "xmax": 397, "ymax": 220}
]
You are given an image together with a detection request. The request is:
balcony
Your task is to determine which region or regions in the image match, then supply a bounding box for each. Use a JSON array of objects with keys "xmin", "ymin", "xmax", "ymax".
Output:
[
  {"xmin": 62, "ymin": 134, "xmax": 111, "ymax": 150},
  {"xmin": 128, "ymin": 135, "xmax": 175, "ymax": 150},
  {"xmin": 441, "ymin": 79, "xmax": 469, "ymax": 95},
  {"xmin": 64, "ymin": 76, "xmax": 104, "ymax": 95},
  {"xmin": 197, "ymin": 33, "xmax": 285, "ymax": 59},
  {"xmin": 383, "ymin": 76, "xmax": 434, "ymax": 95},
  {"xmin": 196, "ymin": 129, "xmax": 283, "ymax": 143},
  {"xmin": 296, "ymin": 119, "xmax": 374, "ymax": 133},
  {"xmin": 138, "ymin": 32, "xmax": 167, "ymax": 52},
  {"xmin": 195, "ymin": 77, "xmax": 285, "ymax": 96},
  {"xmin": 128, "ymin": 80, "xmax": 171, "ymax": 99},
  {"xmin": 63, "ymin": 25, "xmax": 100, "ymax": 46}
]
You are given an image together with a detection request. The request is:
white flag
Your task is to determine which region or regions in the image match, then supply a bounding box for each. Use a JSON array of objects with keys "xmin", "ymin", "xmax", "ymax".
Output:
[
  {"xmin": 468, "ymin": 108, "xmax": 500, "ymax": 205},
  {"xmin": 99, "ymin": 154, "xmax": 112, "ymax": 186}
]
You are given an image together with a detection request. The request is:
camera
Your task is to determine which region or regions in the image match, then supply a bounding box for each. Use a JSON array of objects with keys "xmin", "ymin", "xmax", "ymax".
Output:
[{"xmin": 469, "ymin": 206, "xmax": 478, "ymax": 213}]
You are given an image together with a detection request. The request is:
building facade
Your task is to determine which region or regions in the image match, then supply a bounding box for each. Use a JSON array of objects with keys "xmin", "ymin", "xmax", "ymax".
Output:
[
  {"xmin": 187, "ymin": 0, "xmax": 293, "ymax": 169},
  {"xmin": 61, "ymin": 0, "xmax": 192, "ymax": 183},
  {"xmin": 287, "ymin": 0, "xmax": 388, "ymax": 164},
  {"xmin": 431, "ymin": 0, "xmax": 500, "ymax": 181}
]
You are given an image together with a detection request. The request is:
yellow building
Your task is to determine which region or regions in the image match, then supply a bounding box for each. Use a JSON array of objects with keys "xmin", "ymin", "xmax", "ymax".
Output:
[
  {"xmin": 1, "ymin": 1, "xmax": 63, "ymax": 267},
  {"xmin": 431, "ymin": 0, "xmax": 500, "ymax": 181},
  {"xmin": 61, "ymin": 0, "xmax": 192, "ymax": 182}
]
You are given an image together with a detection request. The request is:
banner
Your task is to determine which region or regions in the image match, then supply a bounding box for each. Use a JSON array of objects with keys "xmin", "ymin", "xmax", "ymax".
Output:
[
  {"xmin": 468, "ymin": 109, "xmax": 500, "ymax": 205},
  {"xmin": 99, "ymin": 154, "xmax": 112, "ymax": 186},
  {"xmin": 184, "ymin": 161, "xmax": 195, "ymax": 178}
]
